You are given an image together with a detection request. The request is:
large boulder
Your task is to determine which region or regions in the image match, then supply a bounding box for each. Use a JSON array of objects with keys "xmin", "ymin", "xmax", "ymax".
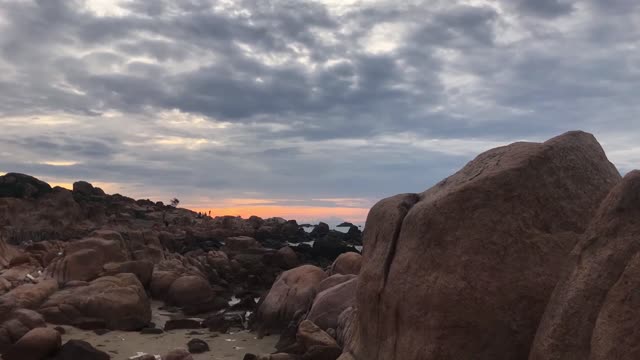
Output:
[
  {"xmin": 1, "ymin": 280, "xmax": 59, "ymax": 310},
  {"xmin": 329, "ymin": 253, "xmax": 361, "ymax": 276},
  {"xmin": 307, "ymin": 277, "xmax": 358, "ymax": 331},
  {"xmin": 353, "ymin": 131, "xmax": 621, "ymax": 360},
  {"xmin": 101, "ymin": 260, "xmax": 154, "ymax": 288},
  {"xmin": 45, "ymin": 238, "xmax": 128, "ymax": 285},
  {"xmin": 167, "ymin": 275, "xmax": 216, "ymax": 314},
  {"xmin": 530, "ymin": 170, "xmax": 640, "ymax": 360},
  {"xmin": 39, "ymin": 273, "xmax": 151, "ymax": 330},
  {"xmin": 255, "ymin": 265, "xmax": 328, "ymax": 333}
]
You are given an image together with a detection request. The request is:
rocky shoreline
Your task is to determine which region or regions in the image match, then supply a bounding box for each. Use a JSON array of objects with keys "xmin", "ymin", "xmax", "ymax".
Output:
[
  {"xmin": 0, "ymin": 172, "xmax": 362, "ymax": 359},
  {"xmin": 2, "ymin": 130, "xmax": 640, "ymax": 360}
]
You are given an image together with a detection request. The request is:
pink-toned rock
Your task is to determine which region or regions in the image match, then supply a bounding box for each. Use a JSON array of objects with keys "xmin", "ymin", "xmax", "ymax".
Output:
[
  {"xmin": 45, "ymin": 237, "xmax": 129, "ymax": 285},
  {"xmin": 39, "ymin": 273, "xmax": 150, "ymax": 330},
  {"xmin": 45, "ymin": 249, "xmax": 103, "ymax": 285},
  {"xmin": 102, "ymin": 260, "xmax": 154, "ymax": 287},
  {"xmin": 530, "ymin": 171, "xmax": 640, "ymax": 360},
  {"xmin": 315, "ymin": 274, "xmax": 356, "ymax": 294},
  {"xmin": 0, "ymin": 309, "xmax": 46, "ymax": 351},
  {"xmin": 307, "ymin": 277, "xmax": 357, "ymax": 331},
  {"xmin": 330, "ymin": 253, "xmax": 362, "ymax": 276},
  {"xmin": 3, "ymin": 327, "xmax": 61, "ymax": 360},
  {"xmin": 296, "ymin": 320, "xmax": 338, "ymax": 349},
  {"xmin": 167, "ymin": 275, "xmax": 215, "ymax": 313},
  {"xmin": 354, "ymin": 131, "xmax": 621, "ymax": 360},
  {"xmin": 2, "ymin": 280, "xmax": 58, "ymax": 310},
  {"xmin": 163, "ymin": 348, "xmax": 194, "ymax": 360},
  {"xmin": 256, "ymin": 265, "xmax": 328, "ymax": 333}
]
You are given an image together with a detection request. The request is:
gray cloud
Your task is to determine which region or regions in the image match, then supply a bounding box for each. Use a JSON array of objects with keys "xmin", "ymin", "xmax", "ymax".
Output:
[{"xmin": 0, "ymin": 0, "xmax": 638, "ymax": 221}]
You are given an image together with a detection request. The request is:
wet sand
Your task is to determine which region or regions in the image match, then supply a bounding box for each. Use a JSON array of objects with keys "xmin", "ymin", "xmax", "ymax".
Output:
[{"xmin": 56, "ymin": 301, "xmax": 277, "ymax": 360}]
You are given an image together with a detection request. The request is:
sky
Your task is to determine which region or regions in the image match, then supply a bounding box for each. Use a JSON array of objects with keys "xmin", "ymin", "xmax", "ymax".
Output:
[{"xmin": 0, "ymin": 0, "xmax": 639, "ymax": 224}]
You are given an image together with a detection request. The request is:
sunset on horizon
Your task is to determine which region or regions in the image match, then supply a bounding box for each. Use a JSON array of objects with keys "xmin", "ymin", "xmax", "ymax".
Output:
[{"xmin": 1, "ymin": 1, "xmax": 640, "ymax": 358}]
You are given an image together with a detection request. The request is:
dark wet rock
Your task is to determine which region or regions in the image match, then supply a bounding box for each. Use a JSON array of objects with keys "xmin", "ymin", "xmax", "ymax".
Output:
[
  {"xmin": 187, "ymin": 338, "xmax": 210, "ymax": 354},
  {"xmin": 164, "ymin": 319, "xmax": 202, "ymax": 331},
  {"xmin": 310, "ymin": 223, "xmax": 330, "ymax": 239},
  {"xmin": 0, "ymin": 173, "xmax": 52, "ymax": 199},
  {"xmin": 55, "ymin": 339, "xmax": 110, "ymax": 360},
  {"xmin": 140, "ymin": 327, "xmax": 163, "ymax": 335}
]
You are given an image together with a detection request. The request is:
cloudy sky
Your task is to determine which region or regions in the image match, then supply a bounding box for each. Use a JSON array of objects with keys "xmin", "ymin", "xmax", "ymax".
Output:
[{"xmin": 0, "ymin": 0, "xmax": 638, "ymax": 223}]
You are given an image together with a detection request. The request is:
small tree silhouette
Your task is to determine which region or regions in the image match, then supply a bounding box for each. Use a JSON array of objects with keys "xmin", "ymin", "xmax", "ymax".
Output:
[{"xmin": 170, "ymin": 198, "xmax": 180, "ymax": 208}]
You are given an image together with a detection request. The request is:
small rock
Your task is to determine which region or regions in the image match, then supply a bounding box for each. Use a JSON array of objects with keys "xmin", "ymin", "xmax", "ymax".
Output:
[
  {"xmin": 93, "ymin": 328, "xmax": 111, "ymax": 336},
  {"xmin": 164, "ymin": 319, "xmax": 202, "ymax": 331},
  {"xmin": 302, "ymin": 345, "xmax": 342, "ymax": 360},
  {"xmin": 187, "ymin": 338, "xmax": 210, "ymax": 354},
  {"xmin": 163, "ymin": 348, "xmax": 193, "ymax": 360},
  {"xmin": 56, "ymin": 339, "xmax": 110, "ymax": 360},
  {"xmin": 296, "ymin": 320, "xmax": 338, "ymax": 349},
  {"xmin": 140, "ymin": 327, "xmax": 163, "ymax": 335},
  {"xmin": 54, "ymin": 326, "xmax": 66, "ymax": 334}
]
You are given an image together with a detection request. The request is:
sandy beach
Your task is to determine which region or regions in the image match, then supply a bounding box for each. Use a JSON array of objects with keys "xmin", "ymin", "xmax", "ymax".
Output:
[
  {"xmin": 58, "ymin": 327, "xmax": 277, "ymax": 360},
  {"xmin": 55, "ymin": 301, "xmax": 277, "ymax": 360}
]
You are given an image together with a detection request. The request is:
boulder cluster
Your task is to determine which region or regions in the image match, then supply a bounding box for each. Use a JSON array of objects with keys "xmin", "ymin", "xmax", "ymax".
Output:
[
  {"xmin": 248, "ymin": 131, "xmax": 640, "ymax": 360},
  {"xmin": 0, "ymin": 173, "xmax": 362, "ymax": 359}
]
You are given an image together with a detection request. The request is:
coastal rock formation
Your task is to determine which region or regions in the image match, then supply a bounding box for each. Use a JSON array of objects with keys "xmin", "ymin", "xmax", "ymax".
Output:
[
  {"xmin": 0, "ymin": 173, "xmax": 52, "ymax": 199},
  {"xmin": 307, "ymin": 277, "xmax": 357, "ymax": 331},
  {"xmin": 353, "ymin": 131, "xmax": 621, "ymax": 360},
  {"xmin": 255, "ymin": 265, "xmax": 327, "ymax": 333},
  {"xmin": 530, "ymin": 170, "xmax": 640, "ymax": 360},
  {"xmin": 39, "ymin": 273, "xmax": 151, "ymax": 330}
]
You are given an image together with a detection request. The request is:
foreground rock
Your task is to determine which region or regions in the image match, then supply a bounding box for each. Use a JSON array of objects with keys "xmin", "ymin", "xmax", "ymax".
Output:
[
  {"xmin": 530, "ymin": 170, "xmax": 640, "ymax": 360},
  {"xmin": 255, "ymin": 265, "xmax": 328, "ymax": 334},
  {"xmin": 40, "ymin": 273, "xmax": 151, "ymax": 330},
  {"xmin": 56, "ymin": 339, "xmax": 110, "ymax": 360},
  {"xmin": 307, "ymin": 277, "xmax": 357, "ymax": 331},
  {"xmin": 3, "ymin": 327, "xmax": 61, "ymax": 360},
  {"xmin": 0, "ymin": 309, "xmax": 47, "ymax": 352},
  {"xmin": 353, "ymin": 131, "xmax": 621, "ymax": 360}
]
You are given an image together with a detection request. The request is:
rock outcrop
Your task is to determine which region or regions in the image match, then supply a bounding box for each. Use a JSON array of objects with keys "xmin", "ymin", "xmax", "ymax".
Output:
[
  {"xmin": 39, "ymin": 273, "xmax": 151, "ymax": 330},
  {"xmin": 0, "ymin": 173, "xmax": 52, "ymax": 199},
  {"xmin": 353, "ymin": 131, "xmax": 621, "ymax": 360},
  {"xmin": 530, "ymin": 170, "xmax": 640, "ymax": 360}
]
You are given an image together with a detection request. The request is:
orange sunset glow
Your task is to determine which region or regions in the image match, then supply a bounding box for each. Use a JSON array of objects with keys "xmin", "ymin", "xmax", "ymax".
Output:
[{"xmin": 191, "ymin": 205, "xmax": 369, "ymax": 224}]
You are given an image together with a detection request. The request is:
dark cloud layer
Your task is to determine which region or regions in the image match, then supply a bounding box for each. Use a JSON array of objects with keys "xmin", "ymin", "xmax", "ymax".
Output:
[{"xmin": 0, "ymin": 0, "xmax": 638, "ymax": 220}]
